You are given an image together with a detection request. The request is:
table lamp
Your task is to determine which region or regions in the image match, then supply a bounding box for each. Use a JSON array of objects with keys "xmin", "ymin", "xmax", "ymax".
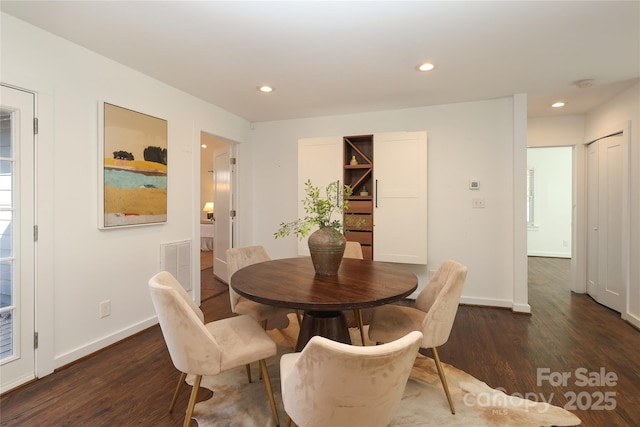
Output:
[{"xmin": 203, "ymin": 202, "xmax": 214, "ymax": 221}]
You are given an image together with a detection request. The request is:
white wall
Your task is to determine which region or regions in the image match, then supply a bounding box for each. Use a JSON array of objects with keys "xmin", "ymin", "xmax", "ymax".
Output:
[
  {"xmin": 527, "ymin": 147, "xmax": 572, "ymax": 258},
  {"xmin": 1, "ymin": 14, "xmax": 252, "ymax": 372},
  {"xmin": 246, "ymin": 98, "xmax": 528, "ymax": 311},
  {"xmin": 584, "ymin": 83, "xmax": 640, "ymax": 328},
  {"xmin": 528, "ymin": 115, "xmax": 585, "ymax": 147}
]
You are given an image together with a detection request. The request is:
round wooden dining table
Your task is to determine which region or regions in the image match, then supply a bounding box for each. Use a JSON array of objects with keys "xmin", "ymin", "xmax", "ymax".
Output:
[{"xmin": 230, "ymin": 256, "xmax": 418, "ymax": 351}]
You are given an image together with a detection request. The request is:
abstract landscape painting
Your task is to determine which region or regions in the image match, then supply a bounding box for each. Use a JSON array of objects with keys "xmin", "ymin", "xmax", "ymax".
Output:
[{"xmin": 99, "ymin": 102, "xmax": 168, "ymax": 228}]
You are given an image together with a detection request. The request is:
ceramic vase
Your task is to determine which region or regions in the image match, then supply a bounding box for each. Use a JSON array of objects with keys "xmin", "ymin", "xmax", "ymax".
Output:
[{"xmin": 307, "ymin": 227, "xmax": 346, "ymax": 275}]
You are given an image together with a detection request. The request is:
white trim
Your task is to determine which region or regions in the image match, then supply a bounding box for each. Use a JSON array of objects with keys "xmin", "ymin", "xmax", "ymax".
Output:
[
  {"xmin": 512, "ymin": 303, "xmax": 532, "ymax": 314},
  {"xmin": 35, "ymin": 91, "xmax": 55, "ymax": 378},
  {"xmin": 513, "ymin": 93, "xmax": 529, "ymax": 311},
  {"xmin": 624, "ymin": 312, "xmax": 640, "ymax": 330},
  {"xmin": 527, "ymin": 251, "xmax": 571, "ymax": 258},
  {"xmin": 54, "ymin": 317, "xmax": 157, "ymax": 369},
  {"xmin": 463, "ymin": 297, "xmax": 532, "ymax": 314}
]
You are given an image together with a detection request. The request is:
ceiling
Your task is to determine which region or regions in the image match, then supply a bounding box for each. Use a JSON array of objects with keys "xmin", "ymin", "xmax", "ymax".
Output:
[{"xmin": 2, "ymin": 1, "xmax": 639, "ymax": 123}]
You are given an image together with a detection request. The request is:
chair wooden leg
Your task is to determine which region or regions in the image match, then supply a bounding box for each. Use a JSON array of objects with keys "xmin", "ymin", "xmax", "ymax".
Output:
[
  {"xmin": 432, "ymin": 347, "xmax": 455, "ymax": 414},
  {"xmin": 259, "ymin": 359, "xmax": 280, "ymax": 426},
  {"xmin": 183, "ymin": 374, "xmax": 202, "ymax": 427},
  {"xmin": 353, "ymin": 309, "xmax": 366, "ymax": 345},
  {"xmin": 285, "ymin": 415, "xmax": 293, "ymax": 427},
  {"xmin": 169, "ymin": 371, "xmax": 187, "ymax": 413},
  {"xmin": 245, "ymin": 364, "xmax": 252, "ymax": 383}
]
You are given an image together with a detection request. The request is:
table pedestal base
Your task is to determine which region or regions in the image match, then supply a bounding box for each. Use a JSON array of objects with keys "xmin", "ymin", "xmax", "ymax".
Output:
[{"xmin": 295, "ymin": 310, "xmax": 352, "ymax": 351}]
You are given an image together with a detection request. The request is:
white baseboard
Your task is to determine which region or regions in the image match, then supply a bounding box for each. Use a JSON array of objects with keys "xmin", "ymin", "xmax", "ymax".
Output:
[
  {"xmin": 512, "ymin": 302, "xmax": 532, "ymax": 313},
  {"xmin": 623, "ymin": 311, "xmax": 640, "ymax": 330},
  {"xmin": 53, "ymin": 316, "xmax": 158, "ymax": 369},
  {"xmin": 527, "ymin": 251, "xmax": 571, "ymax": 258},
  {"xmin": 459, "ymin": 296, "xmax": 513, "ymax": 309},
  {"xmin": 1, "ymin": 373, "xmax": 36, "ymax": 394}
]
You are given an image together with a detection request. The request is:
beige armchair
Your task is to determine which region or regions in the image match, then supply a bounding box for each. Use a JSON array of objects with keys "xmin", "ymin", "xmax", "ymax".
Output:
[
  {"xmin": 367, "ymin": 260, "xmax": 468, "ymax": 414},
  {"xmin": 147, "ymin": 271, "xmax": 206, "ymax": 414},
  {"xmin": 149, "ymin": 272, "xmax": 280, "ymax": 427},
  {"xmin": 280, "ymin": 331, "xmax": 423, "ymax": 427},
  {"xmin": 343, "ymin": 241, "xmax": 366, "ymax": 345},
  {"xmin": 227, "ymin": 245, "xmax": 301, "ymax": 329}
]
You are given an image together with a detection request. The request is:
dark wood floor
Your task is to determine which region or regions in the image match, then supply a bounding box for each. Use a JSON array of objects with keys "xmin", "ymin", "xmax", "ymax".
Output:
[{"xmin": 1, "ymin": 257, "xmax": 638, "ymax": 426}]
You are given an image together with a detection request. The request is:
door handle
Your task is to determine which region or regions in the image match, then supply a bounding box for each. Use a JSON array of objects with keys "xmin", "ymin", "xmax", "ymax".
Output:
[{"xmin": 375, "ymin": 179, "xmax": 378, "ymax": 208}]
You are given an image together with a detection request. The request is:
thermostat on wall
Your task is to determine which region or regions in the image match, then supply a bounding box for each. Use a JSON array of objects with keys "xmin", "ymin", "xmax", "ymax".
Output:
[{"xmin": 469, "ymin": 180, "xmax": 480, "ymax": 190}]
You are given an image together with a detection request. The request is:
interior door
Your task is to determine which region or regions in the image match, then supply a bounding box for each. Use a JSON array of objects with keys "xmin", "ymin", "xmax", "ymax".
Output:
[
  {"xmin": 213, "ymin": 143, "xmax": 234, "ymax": 283},
  {"xmin": 0, "ymin": 85, "xmax": 36, "ymax": 393},
  {"xmin": 587, "ymin": 133, "xmax": 627, "ymax": 313}
]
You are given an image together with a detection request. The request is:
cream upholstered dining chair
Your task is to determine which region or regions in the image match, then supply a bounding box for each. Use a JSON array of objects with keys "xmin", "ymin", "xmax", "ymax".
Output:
[
  {"xmin": 148, "ymin": 271, "xmax": 208, "ymax": 414},
  {"xmin": 367, "ymin": 260, "xmax": 468, "ymax": 414},
  {"xmin": 280, "ymin": 331, "xmax": 423, "ymax": 427},
  {"xmin": 149, "ymin": 272, "xmax": 280, "ymax": 427},
  {"xmin": 227, "ymin": 245, "xmax": 301, "ymax": 329},
  {"xmin": 343, "ymin": 241, "xmax": 366, "ymax": 345},
  {"xmin": 227, "ymin": 245, "xmax": 301, "ymax": 381}
]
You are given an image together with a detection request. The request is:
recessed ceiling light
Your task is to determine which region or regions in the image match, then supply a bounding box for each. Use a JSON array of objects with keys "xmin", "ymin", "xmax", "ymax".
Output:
[
  {"xmin": 416, "ymin": 62, "xmax": 436, "ymax": 72},
  {"xmin": 552, "ymin": 102, "xmax": 566, "ymax": 108},
  {"xmin": 201, "ymin": 144, "xmax": 207, "ymax": 148},
  {"xmin": 258, "ymin": 85, "xmax": 274, "ymax": 93}
]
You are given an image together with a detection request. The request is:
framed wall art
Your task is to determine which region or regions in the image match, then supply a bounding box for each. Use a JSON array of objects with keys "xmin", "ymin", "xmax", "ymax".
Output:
[{"xmin": 98, "ymin": 102, "xmax": 168, "ymax": 228}]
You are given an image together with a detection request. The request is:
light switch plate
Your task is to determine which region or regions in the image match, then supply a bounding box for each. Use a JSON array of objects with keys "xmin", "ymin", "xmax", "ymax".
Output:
[{"xmin": 472, "ymin": 198, "xmax": 485, "ymax": 208}]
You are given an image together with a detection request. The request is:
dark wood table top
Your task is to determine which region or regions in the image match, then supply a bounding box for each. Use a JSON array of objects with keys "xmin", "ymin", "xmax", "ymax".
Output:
[{"xmin": 230, "ymin": 256, "xmax": 418, "ymax": 311}]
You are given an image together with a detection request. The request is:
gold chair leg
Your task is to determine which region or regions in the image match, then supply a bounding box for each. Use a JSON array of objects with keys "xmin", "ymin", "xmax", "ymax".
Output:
[
  {"xmin": 295, "ymin": 310, "xmax": 303, "ymax": 326},
  {"xmin": 432, "ymin": 347, "xmax": 455, "ymax": 414},
  {"xmin": 169, "ymin": 371, "xmax": 187, "ymax": 413},
  {"xmin": 353, "ymin": 309, "xmax": 366, "ymax": 345},
  {"xmin": 259, "ymin": 359, "xmax": 280, "ymax": 426},
  {"xmin": 258, "ymin": 320, "xmax": 268, "ymax": 381},
  {"xmin": 285, "ymin": 415, "xmax": 292, "ymax": 427},
  {"xmin": 183, "ymin": 374, "xmax": 202, "ymax": 427}
]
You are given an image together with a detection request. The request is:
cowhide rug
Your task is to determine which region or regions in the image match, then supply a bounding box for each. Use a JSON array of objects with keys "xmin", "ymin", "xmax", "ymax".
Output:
[{"xmin": 189, "ymin": 314, "xmax": 581, "ymax": 426}]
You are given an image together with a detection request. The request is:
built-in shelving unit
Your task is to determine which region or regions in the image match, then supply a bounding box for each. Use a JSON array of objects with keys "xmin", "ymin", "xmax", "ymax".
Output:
[{"xmin": 343, "ymin": 135, "xmax": 374, "ymax": 259}]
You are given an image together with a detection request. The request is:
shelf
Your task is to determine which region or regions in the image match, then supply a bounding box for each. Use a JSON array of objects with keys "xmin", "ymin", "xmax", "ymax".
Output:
[
  {"xmin": 344, "ymin": 134, "xmax": 374, "ymax": 260},
  {"xmin": 345, "ymin": 164, "xmax": 372, "ymax": 169}
]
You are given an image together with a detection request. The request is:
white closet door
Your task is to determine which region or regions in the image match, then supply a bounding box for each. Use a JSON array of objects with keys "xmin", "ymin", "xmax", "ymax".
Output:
[
  {"xmin": 374, "ymin": 131, "xmax": 428, "ymax": 264},
  {"xmin": 587, "ymin": 133, "xmax": 628, "ymax": 313},
  {"xmin": 297, "ymin": 137, "xmax": 342, "ymax": 255}
]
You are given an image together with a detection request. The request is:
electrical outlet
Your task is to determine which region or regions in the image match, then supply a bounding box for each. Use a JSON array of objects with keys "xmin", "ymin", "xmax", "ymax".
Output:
[
  {"xmin": 100, "ymin": 300, "xmax": 111, "ymax": 318},
  {"xmin": 472, "ymin": 198, "xmax": 485, "ymax": 208}
]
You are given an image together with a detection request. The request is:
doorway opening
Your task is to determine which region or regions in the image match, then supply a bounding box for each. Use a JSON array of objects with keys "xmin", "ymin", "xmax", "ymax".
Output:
[
  {"xmin": 199, "ymin": 132, "xmax": 235, "ymax": 301},
  {"xmin": 526, "ymin": 146, "xmax": 573, "ymax": 300}
]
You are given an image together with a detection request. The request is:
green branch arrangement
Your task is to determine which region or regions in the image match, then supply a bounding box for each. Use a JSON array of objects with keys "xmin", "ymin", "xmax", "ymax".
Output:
[{"xmin": 275, "ymin": 179, "xmax": 363, "ymax": 240}]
